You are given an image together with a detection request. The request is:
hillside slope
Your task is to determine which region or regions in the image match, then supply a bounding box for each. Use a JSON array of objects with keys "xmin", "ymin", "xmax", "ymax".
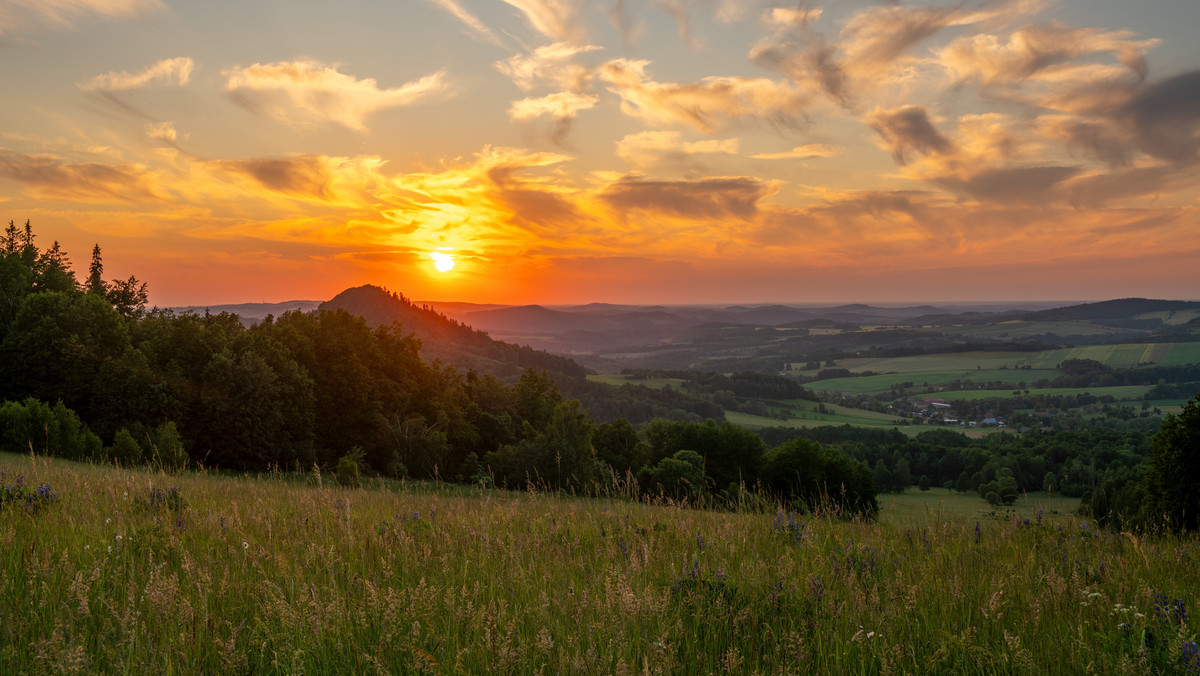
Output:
[{"xmin": 320, "ymin": 285, "xmax": 587, "ymax": 380}]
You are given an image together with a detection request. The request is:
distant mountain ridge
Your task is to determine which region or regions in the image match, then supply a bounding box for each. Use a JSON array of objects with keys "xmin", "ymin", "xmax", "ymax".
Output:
[{"xmin": 319, "ymin": 285, "xmax": 587, "ymax": 380}]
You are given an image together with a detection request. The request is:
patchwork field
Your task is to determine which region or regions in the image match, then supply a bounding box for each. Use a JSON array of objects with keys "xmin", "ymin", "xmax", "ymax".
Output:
[{"xmin": 3, "ymin": 453, "xmax": 1197, "ymax": 674}]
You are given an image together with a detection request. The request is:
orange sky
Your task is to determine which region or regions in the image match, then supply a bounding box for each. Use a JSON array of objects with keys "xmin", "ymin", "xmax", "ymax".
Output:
[{"xmin": 1, "ymin": 0, "xmax": 1198, "ymax": 305}]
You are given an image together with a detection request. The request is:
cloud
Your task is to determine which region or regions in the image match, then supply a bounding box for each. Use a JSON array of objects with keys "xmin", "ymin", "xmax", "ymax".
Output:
[
  {"xmin": 1122, "ymin": 70, "xmax": 1200, "ymax": 164},
  {"xmin": 495, "ymin": 42, "xmax": 601, "ymax": 92},
  {"xmin": 867, "ymin": 106, "xmax": 954, "ymax": 164},
  {"xmin": 423, "ymin": 0, "xmax": 504, "ymax": 46},
  {"xmin": 599, "ymin": 175, "xmax": 773, "ymax": 220},
  {"xmin": 598, "ymin": 58, "xmax": 810, "ymax": 132},
  {"xmin": 615, "ymin": 130, "xmax": 739, "ymax": 171},
  {"xmin": 752, "ymin": 0, "xmax": 1049, "ymax": 108},
  {"xmin": 0, "ymin": 148, "xmax": 165, "ymax": 203},
  {"xmin": 216, "ymin": 156, "xmax": 339, "ymax": 200},
  {"xmin": 79, "ymin": 57, "xmax": 194, "ymax": 92},
  {"xmin": 934, "ymin": 165, "xmax": 1079, "ymax": 203},
  {"xmin": 0, "ymin": 0, "xmax": 163, "ymax": 40},
  {"xmin": 223, "ymin": 60, "xmax": 450, "ymax": 131},
  {"xmin": 936, "ymin": 23, "xmax": 1158, "ymax": 94},
  {"xmin": 501, "ymin": 0, "xmax": 585, "ymax": 42},
  {"xmin": 752, "ymin": 144, "xmax": 841, "ymax": 160},
  {"xmin": 144, "ymin": 121, "xmax": 179, "ymax": 147},
  {"xmin": 509, "ymin": 91, "xmax": 599, "ymax": 144},
  {"xmin": 509, "ymin": 92, "xmax": 599, "ymax": 122}
]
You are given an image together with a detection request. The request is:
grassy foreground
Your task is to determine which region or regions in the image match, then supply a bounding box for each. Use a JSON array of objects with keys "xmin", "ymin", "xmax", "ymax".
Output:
[{"xmin": 3, "ymin": 452, "xmax": 1198, "ymax": 675}]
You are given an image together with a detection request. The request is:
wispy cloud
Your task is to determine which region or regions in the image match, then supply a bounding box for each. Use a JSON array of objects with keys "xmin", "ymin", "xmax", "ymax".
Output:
[
  {"xmin": 0, "ymin": 148, "xmax": 165, "ymax": 203},
  {"xmin": 616, "ymin": 130, "xmax": 739, "ymax": 171},
  {"xmin": 424, "ymin": 0, "xmax": 504, "ymax": 46},
  {"xmin": 0, "ymin": 0, "xmax": 163, "ymax": 40},
  {"xmin": 144, "ymin": 121, "xmax": 179, "ymax": 147},
  {"xmin": 752, "ymin": 144, "xmax": 841, "ymax": 160},
  {"xmin": 509, "ymin": 91, "xmax": 599, "ymax": 144},
  {"xmin": 79, "ymin": 57, "xmax": 194, "ymax": 92},
  {"xmin": 600, "ymin": 175, "xmax": 773, "ymax": 221},
  {"xmin": 223, "ymin": 60, "xmax": 450, "ymax": 132},
  {"xmin": 496, "ymin": 42, "xmax": 601, "ymax": 92},
  {"xmin": 599, "ymin": 58, "xmax": 810, "ymax": 132},
  {"xmin": 501, "ymin": 0, "xmax": 585, "ymax": 42}
]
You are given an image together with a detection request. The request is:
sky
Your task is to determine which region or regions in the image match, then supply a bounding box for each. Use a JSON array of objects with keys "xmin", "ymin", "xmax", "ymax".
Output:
[{"xmin": 1, "ymin": 0, "xmax": 1198, "ymax": 306}]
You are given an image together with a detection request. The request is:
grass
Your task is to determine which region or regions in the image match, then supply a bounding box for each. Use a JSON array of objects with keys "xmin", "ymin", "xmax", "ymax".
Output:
[
  {"xmin": 876, "ymin": 488, "xmax": 1081, "ymax": 527},
  {"xmin": 3, "ymin": 452, "xmax": 1198, "ymax": 674}
]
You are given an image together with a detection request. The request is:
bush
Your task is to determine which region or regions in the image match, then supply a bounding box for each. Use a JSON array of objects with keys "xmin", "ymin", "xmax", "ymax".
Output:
[
  {"xmin": 108, "ymin": 428, "xmax": 143, "ymax": 466},
  {"xmin": 335, "ymin": 456, "xmax": 361, "ymax": 488}
]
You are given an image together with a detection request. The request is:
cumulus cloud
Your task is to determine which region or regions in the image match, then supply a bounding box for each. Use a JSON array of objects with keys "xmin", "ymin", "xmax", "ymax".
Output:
[
  {"xmin": 616, "ymin": 130, "xmax": 739, "ymax": 170},
  {"xmin": 0, "ymin": 0, "xmax": 163, "ymax": 40},
  {"xmin": 223, "ymin": 60, "xmax": 450, "ymax": 131},
  {"xmin": 424, "ymin": 0, "xmax": 504, "ymax": 46},
  {"xmin": 599, "ymin": 58, "xmax": 810, "ymax": 132}
]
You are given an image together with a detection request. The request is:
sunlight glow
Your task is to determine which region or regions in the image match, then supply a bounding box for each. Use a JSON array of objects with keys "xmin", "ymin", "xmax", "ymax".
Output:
[{"xmin": 431, "ymin": 251, "xmax": 455, "ymax": 273}]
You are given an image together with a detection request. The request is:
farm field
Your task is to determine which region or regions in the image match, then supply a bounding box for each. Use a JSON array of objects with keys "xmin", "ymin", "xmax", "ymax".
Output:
[{"xmin": 3, "ymin": 453, "xmax": 1197, "ymax": 674}]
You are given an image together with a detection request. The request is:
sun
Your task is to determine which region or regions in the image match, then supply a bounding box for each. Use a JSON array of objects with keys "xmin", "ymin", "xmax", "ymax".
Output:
[{"xmin": 430, "ymin": 251, "xmax": 455, "ymax": 273}]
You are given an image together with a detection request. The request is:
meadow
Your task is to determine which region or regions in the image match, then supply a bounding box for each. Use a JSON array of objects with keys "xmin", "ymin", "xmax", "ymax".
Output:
[{"xmin": 3, "ymin": 452, "xmax": 1198, "ymax": 674}]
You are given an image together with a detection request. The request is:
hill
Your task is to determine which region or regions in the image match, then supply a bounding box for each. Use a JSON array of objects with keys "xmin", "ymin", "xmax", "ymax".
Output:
[{"xmin": 320, "ymin": 285, "xmax": 587, "ymax": 380}]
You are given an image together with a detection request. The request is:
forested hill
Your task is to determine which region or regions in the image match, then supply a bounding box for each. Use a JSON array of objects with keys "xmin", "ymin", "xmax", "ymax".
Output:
[{"xmin": 320, "ymin": 285, "xmax": 588, "ymax": 380}]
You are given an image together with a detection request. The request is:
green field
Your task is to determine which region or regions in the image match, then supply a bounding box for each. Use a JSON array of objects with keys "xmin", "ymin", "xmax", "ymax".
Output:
[
  {"xmin": 4, "ymin": 453, "xmax": 1198, "ymax": 674},
  {"xmin": 937, "ymin": 320, "xmax": 1126, "ymax": 339},
  {"xmin": 587, "ymin": 374, "xmax": 689, "ymax": 390},
  {"xmin": 808, "ymin": 342, "xmax": 1200, "ymax": 377},
  {"xmin": 809, "ymin": 369, "xmax": 1063, "ymax": 395},
  {"xmin": 930, "ymin": 385, "xmax": 1153, "ymax": 402}
]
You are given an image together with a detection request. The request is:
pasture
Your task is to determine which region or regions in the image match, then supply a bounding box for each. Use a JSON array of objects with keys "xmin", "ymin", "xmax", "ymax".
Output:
[{"xmin": 3, "ymin": 452, "xmax": 1197, "ymax": 674}]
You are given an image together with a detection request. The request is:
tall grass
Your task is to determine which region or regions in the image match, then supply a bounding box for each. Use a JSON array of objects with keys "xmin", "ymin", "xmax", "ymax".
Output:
[{"xmin": 2, "ymin": 451, "xmax": 1197, "ymax": 674}]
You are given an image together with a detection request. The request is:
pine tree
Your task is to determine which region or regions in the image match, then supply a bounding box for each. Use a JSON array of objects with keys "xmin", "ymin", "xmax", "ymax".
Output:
[{"xmin": 87, "ymin": 244, "xmax": 106, "ymax": 295}]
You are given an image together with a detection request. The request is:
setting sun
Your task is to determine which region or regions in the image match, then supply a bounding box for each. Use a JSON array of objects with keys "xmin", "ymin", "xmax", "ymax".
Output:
[{"xmin": 431, "ymin": 251, "xmax": 455, "ymax": 273}]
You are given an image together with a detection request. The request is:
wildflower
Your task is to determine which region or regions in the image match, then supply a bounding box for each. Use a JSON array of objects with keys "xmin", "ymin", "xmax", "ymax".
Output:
[
  {"xmin": 242, "ymin": 541, "xmax": 249, "ymax": 549},
  {"xmin": 1183, "ymin": 641, "xmax": 1199, "ymax": 672}
]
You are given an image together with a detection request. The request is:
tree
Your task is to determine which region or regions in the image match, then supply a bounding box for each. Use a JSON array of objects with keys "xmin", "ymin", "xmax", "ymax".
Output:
[
  {"xmin": 1144, "ymin": 394, "xmax": 1200, "ymax": 532},
  {"xmin": 1042, "ymin": 471, "xmax": 1057, "ymax": 496},
  {"xmin": 87, "ymin": 244, "xmax": 106, "ymax": 295},
  {"xmin": 638, "ymin": 450, "xmax": 704, "ymax": 501},
  {"xmin": 919, "ymin": 475, "xmax": 931, "ymax": 492}
]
